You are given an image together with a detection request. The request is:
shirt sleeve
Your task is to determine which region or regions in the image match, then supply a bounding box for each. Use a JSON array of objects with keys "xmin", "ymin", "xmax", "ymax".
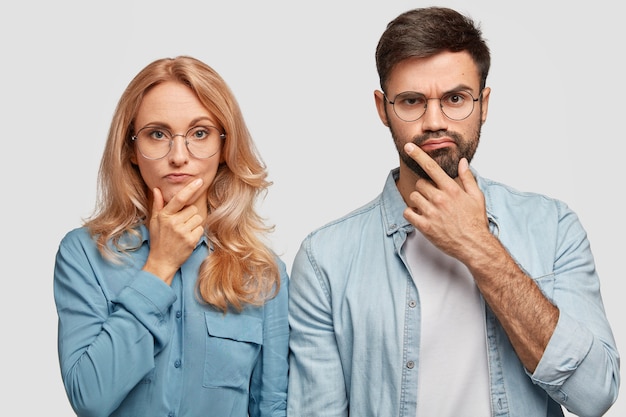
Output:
[
  {"xmin": 53, "ymin": 229, "xmax": 176, "ymax": 417},
  {"xmin": 249, "ymin": 258, "xmax": 289, "ymax": 417},
  {"xmin": 287, "ymin": 238, "xmax": 350, "ymax": 417},
  {"xmin": 530, "ymin": 206, "xmax": 620, "ymax": 416}
]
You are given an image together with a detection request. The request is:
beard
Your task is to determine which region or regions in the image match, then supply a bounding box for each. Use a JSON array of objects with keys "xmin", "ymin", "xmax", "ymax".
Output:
[{"xmin": 391, "ymin": 121, "xmax": 482, "ymax": 180}]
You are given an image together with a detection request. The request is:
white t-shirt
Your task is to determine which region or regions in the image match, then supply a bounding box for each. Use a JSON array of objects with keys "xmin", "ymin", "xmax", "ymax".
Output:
[{"xmin": 403, "ymin": 230, "xmax": 491, "ymax": 416}]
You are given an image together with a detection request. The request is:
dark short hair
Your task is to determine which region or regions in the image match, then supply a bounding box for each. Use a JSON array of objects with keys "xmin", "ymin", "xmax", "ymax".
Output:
[{"xmin": 375, "ymin": 7, "xmax": 491, "ymax": 92}]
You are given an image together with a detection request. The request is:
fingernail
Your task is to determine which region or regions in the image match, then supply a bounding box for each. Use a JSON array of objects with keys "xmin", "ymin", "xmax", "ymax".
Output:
[
  {"xmin": 193, "ymin": 178, "xmax": 203, "ymax": 187},
  {"xmin": 405, "ymin": 143, "xmax": 415, "ymax": 152}
]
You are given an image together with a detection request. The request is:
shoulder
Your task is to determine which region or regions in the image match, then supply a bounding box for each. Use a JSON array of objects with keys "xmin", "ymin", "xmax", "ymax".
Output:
[
  {"xmin": 58, "ymin": 226, "xmax": 95, "ymax": 252},
  {"xmin": 293, "ymin": 195, "xmax": 392, "ymax": 273},
  {"xmin": 476, "ymin": 175, "xmax": 585, "ymax": 248},
  {"xmin": 272, "ymin": 255, "xmax": 289, "ymax": 288},
  {"xmin": 477, "ymin": 175, "xmax": 571, "ymax": 218},
  {"xmin": 304, "ymin": 196, "xmax": 383, "ymax": 243}
]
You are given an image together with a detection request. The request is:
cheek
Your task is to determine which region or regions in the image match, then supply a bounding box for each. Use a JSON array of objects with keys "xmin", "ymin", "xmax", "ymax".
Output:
[
  {"xmin": 389, "ymin": 120, "xmax": 418, "ymax": 143},
  {"xmin": 184, "ymin": 160, "xmax": 222, "ymax": 203},
  {"xmin": 135, "ymin": 160, "xmax": 160, "ymax": 190},
  {"xmin": 199, "ymin": 160, "xmax": 222, "ymax": 185}
]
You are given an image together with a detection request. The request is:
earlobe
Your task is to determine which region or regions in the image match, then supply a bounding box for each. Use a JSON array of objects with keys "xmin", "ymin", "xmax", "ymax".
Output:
[{"xmin": 374, "ymin": 90, "xmax": 390, "ymax": 127}]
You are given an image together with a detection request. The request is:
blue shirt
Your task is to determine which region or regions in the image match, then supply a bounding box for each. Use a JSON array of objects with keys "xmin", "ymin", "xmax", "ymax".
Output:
[
  {"xmin": 54, "ymin": 225, "xmax": 289, "ymax": 417},
  {"xmin": 287, "ymin": 168, "xmax": 620, "ymax": 417}
]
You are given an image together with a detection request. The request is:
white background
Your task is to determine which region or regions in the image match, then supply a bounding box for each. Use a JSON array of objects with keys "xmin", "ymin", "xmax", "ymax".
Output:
[{"xmin": 1, "ymin": 1, "xmax": 623, "ymax": 415}]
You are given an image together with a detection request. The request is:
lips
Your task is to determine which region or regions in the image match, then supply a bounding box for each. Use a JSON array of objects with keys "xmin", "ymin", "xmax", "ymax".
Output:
[
  {"xmin": 165, "ymin": 173, "xmax": 193, "ymax": 184},
  {"xmin": 419, "ymin": 138, "xmax": 455, "ymax": 152}
]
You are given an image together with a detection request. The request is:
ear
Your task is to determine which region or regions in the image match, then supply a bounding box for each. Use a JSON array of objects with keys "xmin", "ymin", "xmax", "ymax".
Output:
[
  {"xmin": 374, "ymin": 90, "xmax": 390, "ymax": 127},
  {"xmin": 479, "ymin": 87, "xmax": 491, "ymax": 125}
]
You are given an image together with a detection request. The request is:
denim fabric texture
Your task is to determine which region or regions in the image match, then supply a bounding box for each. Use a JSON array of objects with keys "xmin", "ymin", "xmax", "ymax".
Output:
[
  {"xmin": 287, "ymin": 168, "xmax": 619, "ymax": 417},
  {"xmin": 54, "ymin": 225, "xmax": 289, "ymax": 417}
]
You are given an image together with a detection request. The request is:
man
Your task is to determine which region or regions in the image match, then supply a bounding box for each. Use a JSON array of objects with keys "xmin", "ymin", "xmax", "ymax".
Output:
[{"xmin": 287, "ymin": 7, "xmax": 620, "ymax": 417}]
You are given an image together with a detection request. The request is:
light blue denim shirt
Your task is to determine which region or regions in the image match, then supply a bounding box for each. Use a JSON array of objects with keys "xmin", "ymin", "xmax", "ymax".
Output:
[
  {"xmin": 54, "ymin": 225, "xmax": 289, "ymax": 417},
  {"xmin": 287, "ymin": 168, "xmax": 620, "ymax": 417}
]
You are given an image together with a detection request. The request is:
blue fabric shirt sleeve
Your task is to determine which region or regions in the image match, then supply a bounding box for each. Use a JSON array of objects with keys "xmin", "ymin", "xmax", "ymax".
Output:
[
  {"xmin": 249, "ymin": 258, "xmax": 290, "ymax": 417},
  {"xmin": 54, "ymin": 229, "xmax": 176, "ymax": 417},
  {"xmin": 287, "ymin": 237, "xmax": 350, "ymax": 417},
  {"xmin": 529, "ymin": 206, "xmax": 620, "ymax": 416}
]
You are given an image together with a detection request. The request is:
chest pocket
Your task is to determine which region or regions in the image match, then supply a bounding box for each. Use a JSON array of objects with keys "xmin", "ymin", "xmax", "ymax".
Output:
[{"xmin": 203, "ymin": 313, "xmax": 263, "ymax": 389}]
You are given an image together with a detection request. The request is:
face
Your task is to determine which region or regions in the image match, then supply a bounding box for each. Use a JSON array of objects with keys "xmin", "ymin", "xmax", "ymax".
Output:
[
  {"xmin": 374, "ymin": 51, "xmax": 490, "ymax": 179},
  {"xmin": 131, "ymin": 81, "xmax": 223, "ymax": 214}
]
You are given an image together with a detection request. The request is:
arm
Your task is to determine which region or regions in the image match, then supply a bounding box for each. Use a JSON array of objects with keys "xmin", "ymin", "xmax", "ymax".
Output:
[
  {"xmin": 287, "ymin": 241, "xmax": 349, "ymax": 417},
  {"xmin": 249, "ymin": 260, "xmax": 290, "ymax": 417},
  {"xmin": 54, "ymin": 230, "xmax": 176, "ymax": 417},
  {"xmin": 530, "ymin": 206, "xmax": 620, "ymax": 416},
  {"xmin": 402, "ymin": 143, "xmax": 619, "ymax": 414},
  {"xmin": 458, "ymin": 225, "xmax": 558, "ymax": 373},
  {"xmin": 402, "ymin": 144, "xmax": 556, "ymax": 371}
]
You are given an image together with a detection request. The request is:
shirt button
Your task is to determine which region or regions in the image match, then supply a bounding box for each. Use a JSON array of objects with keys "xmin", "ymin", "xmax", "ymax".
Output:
[
  {"xmin": 176, "ymin": 310, "xmax": 182, "ymax": 318},
  {"xmin": 408, "ymin": 300, "xmax": 417, "ymax": 308},
  {"xmin": 406, "ymin": 361, "xmax": 415, "ymax": 369},
  {"xmin": 174, "ymin": 359, "xmax": 181, "ymax": 368}
]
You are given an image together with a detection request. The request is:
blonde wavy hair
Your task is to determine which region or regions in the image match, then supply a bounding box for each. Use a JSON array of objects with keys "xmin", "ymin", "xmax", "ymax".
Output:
[{"xmin": 84, "ymin": 56, "xmax": 279, "ymax": 312}]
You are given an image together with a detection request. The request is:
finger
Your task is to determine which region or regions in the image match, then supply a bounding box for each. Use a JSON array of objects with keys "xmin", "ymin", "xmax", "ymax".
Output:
[
  {"xmin": 185, "ymin": 211, "xmax": 206, "ymax": 231},
  {"xmin": 162, "ymin": 178, "xmax": 204, "ymax": 215},
  {"xmin": 403, "ymin": 204, "xmax": 428, "ymax": 230},
  {"xmin": 404, "ymin": 143, "xmax": 449, "ymax": 185},
  {"xmin": 151, "ymin": 188, "xmax": 165, "ymax": 218},
  {"xmin": 457, "ymin": 158, "xmax": 481, "ymax": 198},
  {"xmin": 403, "ymin": 206, "xmax": 420, "ymax": 225}
]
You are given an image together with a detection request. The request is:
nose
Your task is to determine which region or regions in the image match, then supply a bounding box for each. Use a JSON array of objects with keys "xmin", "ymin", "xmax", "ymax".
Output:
[
  {"xmin": 420, "ymin": 98, "xmax": 448, "ymax": 132},
  {"xmin": 168, "ymin": 135, "xmax": 190, "ymax": 165}
]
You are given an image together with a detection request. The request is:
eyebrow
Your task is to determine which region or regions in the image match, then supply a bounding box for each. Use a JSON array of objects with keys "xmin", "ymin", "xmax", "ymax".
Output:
[
  {"xmin": 188, "ymin": 116, "xmax": 217, "ymax": 127},
  {"xmin": 139, "ymin": 116, "xmax": 217, "ymax": 130},
  {"xmin": 398, "ymin": 84, "xmax": 478, "ymax": 96}
]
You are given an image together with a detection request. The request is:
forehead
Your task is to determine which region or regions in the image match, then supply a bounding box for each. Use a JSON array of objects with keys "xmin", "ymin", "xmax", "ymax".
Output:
[
  {"xmin": 386, "ymin": 51, "xmax": 481, "ymax": 95},
  {"xmin": 135, "ymin": 81, "xmax": 214, "ymax": 126}
]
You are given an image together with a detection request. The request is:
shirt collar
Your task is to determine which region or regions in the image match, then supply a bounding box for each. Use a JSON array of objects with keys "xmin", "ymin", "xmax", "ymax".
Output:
[{"xmin": 380, "ymin": 168, "xmax": 414, "ymax": 237}]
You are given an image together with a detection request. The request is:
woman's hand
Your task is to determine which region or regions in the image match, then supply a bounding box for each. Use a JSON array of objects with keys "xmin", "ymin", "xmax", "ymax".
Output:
[{"xmin": 143, "ymin": 179, "xmax": 206, "ymax": 284}]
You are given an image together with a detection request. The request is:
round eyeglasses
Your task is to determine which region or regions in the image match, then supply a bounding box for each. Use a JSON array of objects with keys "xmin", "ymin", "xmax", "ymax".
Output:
[
  {"xmin": 131, "ymin": 125, "xmax": 226, "ymax": 160},
  {"xmin": 385, "ymin": 90, "xmax": 481, "ymax": 122}
]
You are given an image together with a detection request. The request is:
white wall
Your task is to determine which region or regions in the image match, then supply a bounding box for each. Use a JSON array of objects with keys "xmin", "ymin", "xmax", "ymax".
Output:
[{"xmin": 1, "ymin": 1, "xmax": 622, "ymax": 415}]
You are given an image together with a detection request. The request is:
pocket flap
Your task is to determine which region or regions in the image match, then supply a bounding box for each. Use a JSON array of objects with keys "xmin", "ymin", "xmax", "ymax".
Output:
[{"xmin": 205, "ymin": 313, "xmax": 263, "ymax": 345}]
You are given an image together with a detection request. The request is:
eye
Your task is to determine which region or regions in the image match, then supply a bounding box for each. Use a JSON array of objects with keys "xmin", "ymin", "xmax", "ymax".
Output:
[
  {"xmin": 188, "ymin": 126, "xmax": 212, "ymax": 141},
  {"xmin": 442, "ymin": 92, "xmax": 469, "ymax": 107},
  {"xmin": 140, "ymin": 127, "xmax": 170, "ymax": 141},
  {"xmin": 151, "ymin": 130, "xmax": 167, "ymax": 140},
  {"xmin": 396, "ymin": 93, "xmax": 426, "ymax": 108}
]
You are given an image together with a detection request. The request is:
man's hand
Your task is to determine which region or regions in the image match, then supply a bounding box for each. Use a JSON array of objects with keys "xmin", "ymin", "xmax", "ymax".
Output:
[
  {"xmin": 402, "ymin": 143, "xmax": 490, "ymax": 264},
  {"xmin": 402, "ymin": 143, "xmax": 559, "ymax": 372},
  {"xmin": 143, "ymin": 179, "xmax": 206, "ymax": 284}
]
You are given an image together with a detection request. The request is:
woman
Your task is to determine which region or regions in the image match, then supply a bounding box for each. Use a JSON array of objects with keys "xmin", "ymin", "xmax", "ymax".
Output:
[{"xmin": 53, "ymin": 56, "xmax": 288, "ymax": 417}]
